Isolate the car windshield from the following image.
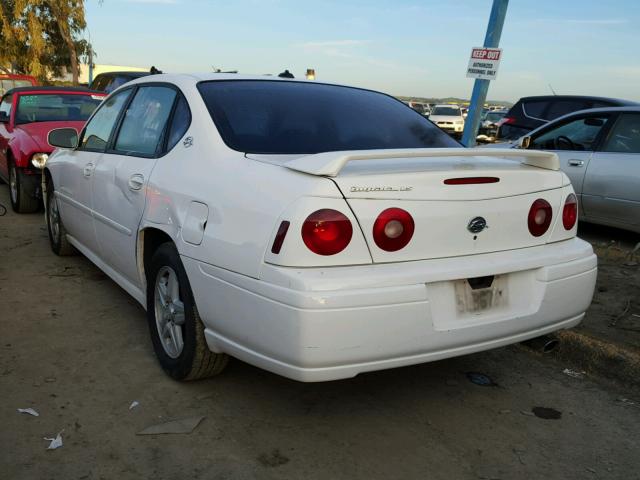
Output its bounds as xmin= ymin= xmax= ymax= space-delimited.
xmin=15 ymin=93 xmax=103 ymax=124
xmin=431 ymin=106 xmax=461 ymax=116
xmin=198 ymin=80 xmax=459 ymax=154
xmin=485 ymin=112 xmax=505 ymax=122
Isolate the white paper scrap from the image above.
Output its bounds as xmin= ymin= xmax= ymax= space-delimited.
xmin=44 ymin=432 xmax=63 ymax=450
xmin=129 ymin=401 xmax=140 ymax=410
xmin=17 ymin=408 xmax=40 ymax=417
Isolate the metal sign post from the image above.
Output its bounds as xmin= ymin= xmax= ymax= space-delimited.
xmin=461 ymin=0 xmax=509 ymax=147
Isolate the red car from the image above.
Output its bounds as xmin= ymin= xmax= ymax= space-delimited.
xmin=0 ymin=86 xmax=106 ymax=212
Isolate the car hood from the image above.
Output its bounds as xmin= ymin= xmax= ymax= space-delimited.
xmin=16 ymin=121 xmax=86 ymax=151
xmin=429 ymin=115 xmax=463 ymax=122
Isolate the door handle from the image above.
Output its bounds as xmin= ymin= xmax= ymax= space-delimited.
xmin=83 ymin=162 xmax=95 ymax=177
xmin=568 ymin=159 xmax=584 ymax=167
xmin=128 ymin=174 xmax=145 ymax=191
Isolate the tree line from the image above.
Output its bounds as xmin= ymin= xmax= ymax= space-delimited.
xmin=0 ymin=0 xmax=91 ymax=85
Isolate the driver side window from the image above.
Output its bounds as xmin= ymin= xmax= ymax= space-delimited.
xmin=530 ymin=116 xmax=609 ymax=151
xmin=79 ymin=89 xmax=132 ymax=152
xmin=0 ymin=94 xmax=12 ymax=118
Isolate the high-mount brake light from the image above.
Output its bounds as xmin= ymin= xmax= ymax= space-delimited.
xmin=444 ymin=177 xmax=500 ymax=185
xmin=372 ymin=208 xmax=415 ymax=252
xmin=562 ymin=194 xmax=578 ymax=230
xmin=301 ymin=209 xmax=352 ymax=256
xmin=528 ymin=199 xmax=552 ymax=237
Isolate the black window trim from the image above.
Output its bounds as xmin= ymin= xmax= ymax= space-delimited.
xmin=529 ymin=111 xmax=615 ymax=152
xmin=162 ymin=91 xmax=192 ymax=153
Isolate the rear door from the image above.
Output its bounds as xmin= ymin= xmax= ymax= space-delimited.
xmin=582 ymin=112 xmax=640 ymax=227
xmin=91 ymin=84 xmax=179 ymax=285
xmin=528 ymin=113 xmax=611 ymax=202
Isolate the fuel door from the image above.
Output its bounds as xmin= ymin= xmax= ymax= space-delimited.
xmin=182 ymin=201 xmax=209 ymax=245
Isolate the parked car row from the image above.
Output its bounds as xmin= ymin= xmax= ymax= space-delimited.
xmin=4 ymin=73 xmax=592 ymax=383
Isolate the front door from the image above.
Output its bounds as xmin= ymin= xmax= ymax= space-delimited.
xmin=56 ymin=89 xmax=133 ymax=253
xmin=528 ymin=114 xmax=611 ymax=215
xmin=582 ymin=112 xmax=640 ymax=226
xmin=91 ymin=85 xmax=178 ymax=285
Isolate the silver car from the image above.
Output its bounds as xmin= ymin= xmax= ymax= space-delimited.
xmin=501 ymin=107 xmax=640 ymax=233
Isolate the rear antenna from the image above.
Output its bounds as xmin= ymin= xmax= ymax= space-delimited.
xmin=548 ymin=83 xmax=557 ymax=95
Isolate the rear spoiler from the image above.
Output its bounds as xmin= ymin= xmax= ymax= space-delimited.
xmin=285 ymin=148 xmax=560 ymax=177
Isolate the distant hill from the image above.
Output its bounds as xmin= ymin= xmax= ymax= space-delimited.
xmin=398 ymin=96 xmax=512 ymax=107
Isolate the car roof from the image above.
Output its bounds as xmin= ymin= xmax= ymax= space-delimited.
xmin=517 ymin=94 xmax=637 ymax=106
xmin=94 ymin=71 xmax=150 ymax=78
xmin=5 ymin=86 xmax=104 ymax=95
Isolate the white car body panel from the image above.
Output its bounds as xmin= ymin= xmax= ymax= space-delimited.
xmin=45 ymin=73 xmax=597 ymax=382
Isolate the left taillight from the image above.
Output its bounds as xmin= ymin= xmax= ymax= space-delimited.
xmin=528 ymin=199 xmax=552 ymax=237
xmin=373 ymin=208 xmax=415 ymax=251
xmin=301 ymin=209 xmax=353 ymax=255
xmin=562 ymin=194 xmax=578 ymax=230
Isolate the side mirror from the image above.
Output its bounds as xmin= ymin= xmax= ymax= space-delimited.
xmin=0 ymin=111 xmax=9 ymax=123
xmin=48 ymin=128 xmax=78 ymax=149
xmin=519 ymin=136 xmax=531 ymax=149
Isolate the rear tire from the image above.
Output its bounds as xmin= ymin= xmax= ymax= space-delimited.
xmin=9 ymin=162 xmax=39 ymax=213
xmin=45 ymin=178 xmax=76 ymax=256
xmin=146 ymin=242 xmax=228 ymax=381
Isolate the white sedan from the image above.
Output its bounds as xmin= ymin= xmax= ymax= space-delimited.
xmin=43 ymin=74 xmax=597 ymax=382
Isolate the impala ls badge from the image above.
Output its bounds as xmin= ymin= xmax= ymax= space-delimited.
xmin=467 ymin=216 xmax=487 ymax=234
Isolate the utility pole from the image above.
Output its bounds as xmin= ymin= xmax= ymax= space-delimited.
xmin=461 ymin=0 xmax=509 ymax=147
xmin=88 ymin=44 xmax=94 ymax=85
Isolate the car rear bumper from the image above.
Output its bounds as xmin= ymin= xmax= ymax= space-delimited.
xmin=183 ymin=237 xmax=597 ymax=382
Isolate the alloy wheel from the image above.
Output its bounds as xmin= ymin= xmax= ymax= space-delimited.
xmin=154 ymin=266 xmax=186 ymax=358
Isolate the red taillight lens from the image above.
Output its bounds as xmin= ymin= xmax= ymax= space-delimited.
xmin=373 ymin=208 xmax=415 ymax=252
xmin=563 ymin=194 xmax=578 ymax=230
xmin=271 ymin=220 xmax=290 ymax=254
xmin=528 ymin=199 xmax=552 ymax=237
xmin=498 ymin=116 xmax=515 ymax=126
xmin=301 ymin=209 xmax=352 ymax=255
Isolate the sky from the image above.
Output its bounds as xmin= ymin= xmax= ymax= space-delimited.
xmin=85 ymin=0 xmax=640 ymax=102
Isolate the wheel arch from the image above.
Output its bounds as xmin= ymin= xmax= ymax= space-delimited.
xmin=138 ymin=226 xmax=176 ymax=290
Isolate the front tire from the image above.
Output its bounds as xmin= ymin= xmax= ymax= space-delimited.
xmin=45 ymin=178 xmax=76 ymax=256
xmin=146 ymin=242 xmax=228 ymax=381
xmin=9 ymin=162 xmax=40 ymax=213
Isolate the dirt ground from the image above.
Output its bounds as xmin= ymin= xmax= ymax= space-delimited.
xmin=576 ymin=223 xmax=640 ymax=351
xmin=1 ymin=183 xmax=639 ymax=480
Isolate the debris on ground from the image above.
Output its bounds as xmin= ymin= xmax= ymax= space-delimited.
xmin=136 ymin=416 xmax=205 ymax=435
xmin=616 ymin=397 xmax=638 ymax=407
xmin=44 ymin=431 xmax=63 ymax=450
xmin=129 ymin=401 xmax=139 ymax=410
xmin=563 ymin=368 xmax=586 ymax=379
xmin=531 ymin=407 xmax=562 ymax=420
xmin=465 ymin=372 xmax=497 ymax=386
xmin=257 ymin=449 xmax=290 ymax=467
xmin=17 ymin=408 xmax=39 ymax=417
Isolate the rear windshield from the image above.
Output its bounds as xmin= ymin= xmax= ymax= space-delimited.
xmin=198 ymin=80 xmax=459 ymax=154
xmin=15 ymin=93 xmax=103 ymax=124
xmin=431 ymin=106 xmax=461 ymax=116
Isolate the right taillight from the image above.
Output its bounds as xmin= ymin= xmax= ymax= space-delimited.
xmin=373 ymin=208 xmax=415 ymax=251
xmin=301 ymin=209 xmax=352 ymax=255
xmin=528 ymin=199 xmax=552 ymax=237
xmin=563 ymin=193 xmax=578 ymax=230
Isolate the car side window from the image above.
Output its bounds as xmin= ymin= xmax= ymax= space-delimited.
xmin=522 ymin=100 xmax=547 ymax=119
xmin=79 ymin=89 xmax=132 ymax=152
xmin=601 ymin=113 xmax=640 ymax=154
xmin=0 ymin=94 xmax=12 ymax=117
xmin=166 ymin=95 xmax=191 ymax=151
xmin=545 ymin=100 xmax=588 ymax=121
xmin=92 ymin=75 xmax=108 ymax=91
xmin=530 ymin=116 xmax=609 ymax=151
xmin=114 ymin=86 xmax=177 ymax=156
